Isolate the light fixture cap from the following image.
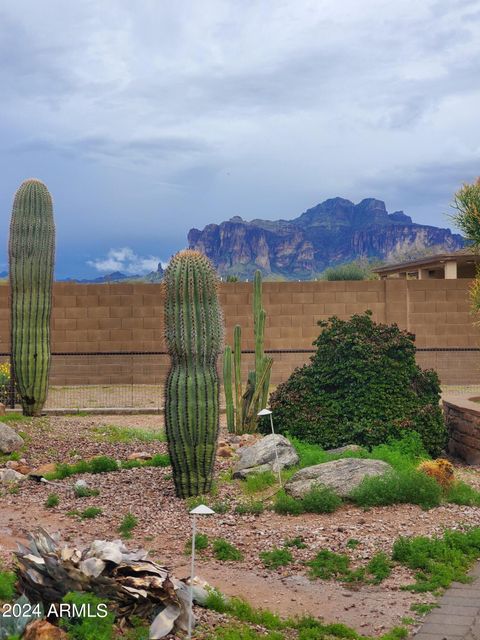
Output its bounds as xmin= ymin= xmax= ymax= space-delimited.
xmin=257 ymin=408 xmax=272 ymax=416
xmin=190 ymin=504 xmax=215 ymax=515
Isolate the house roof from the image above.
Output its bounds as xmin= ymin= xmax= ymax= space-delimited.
xmin=373 ymin=247 xmax=478 ymax=275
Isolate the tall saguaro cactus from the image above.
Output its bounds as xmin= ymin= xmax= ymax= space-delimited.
xmin=164 ymin=250 xmax=223 ymax=498
xmin=223 ymin=270 xmax=273 ymax=434
xmin=9 ymin=179 xmax=55 ymax=416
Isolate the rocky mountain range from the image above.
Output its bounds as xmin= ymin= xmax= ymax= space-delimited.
xmin=188 ymin=197 xmax=465 ymax=279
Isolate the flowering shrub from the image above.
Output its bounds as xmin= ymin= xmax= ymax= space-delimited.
xmin=0 ymin=362 xmax=10 ymax=403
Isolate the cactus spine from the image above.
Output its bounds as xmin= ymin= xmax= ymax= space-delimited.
xmin=9 ymin=179 xmax=55 ymax=416
xmin=223 ymin=270 xmax=273 ymax=434
xmin=164 ymin=250 xmax=223 ymax=498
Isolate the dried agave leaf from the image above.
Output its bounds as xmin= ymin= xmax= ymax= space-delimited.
xmin=149 ymin=603 xmax=181 ymax=639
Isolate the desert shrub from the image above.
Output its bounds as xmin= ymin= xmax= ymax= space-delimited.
xmin=74 ymin=485 xmax=100 ymax=498
xmin=417 ymin=459 xmax=455 ymax=489
xmin=89 ymin=456 xmax=119 ymax=474
xmin=213 ymin=539 xmax=243 ymax=561
xmin=350 ymin=469 xmax=442 ymax=510
xmin=266 ymin=312 xmax=446 ymax=456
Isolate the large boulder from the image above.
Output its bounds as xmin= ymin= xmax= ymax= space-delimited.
xmin=285 ymin=458 xmax=392 ymax=499
xmin=233 ymin=434 xmax=299 ymax=479
xmin=0 ymin=422 xmax=24 ymax=453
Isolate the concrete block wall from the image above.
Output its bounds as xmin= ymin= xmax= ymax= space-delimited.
xmin=1 ymin=279 xmax=480 ymax=387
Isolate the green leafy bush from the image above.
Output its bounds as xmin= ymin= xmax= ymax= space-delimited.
xmin=307 ymin=550 xmax=350 ymax=580
xmin=266 ymin=312 xmax=446 ymax=456
xmin=260 ymin=547 xmax=293 ymax=569
xmin=350 ymin=469 xmax=442 ymax=510
xmin=80 ymin=507 xmax=102 ymax=519
xmin=74 ymin=485 xmax=100 ymax=498
xmin=445 ymin=481 xmax=480 ymax=506
xmin=284 ymin=537 xmax=307 ymax=549
xmin=366 ymin=552 xmax=392 ymax=584
xmin=321 ymin=261 xmax=374 ymax=281
xmin=213 ymin=539 xmax=243 ymax=561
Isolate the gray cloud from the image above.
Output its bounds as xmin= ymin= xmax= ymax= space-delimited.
xmin=0 ymin=0 xmax=479 ymax=277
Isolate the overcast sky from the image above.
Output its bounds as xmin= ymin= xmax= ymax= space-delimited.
xmin=0 ymin=0 xmax=479 ymax=277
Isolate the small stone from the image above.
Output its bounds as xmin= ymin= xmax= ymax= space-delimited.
xmin=0 ymin=422 xmax=24 ymax=454
xmin=31 ymin=463 xmax=57 ymax=477
xmin=217 ymin=446 xmax=234 ymax=458
xmin=23 ymin=619 xmax=68 ymax=640
xmin=233 ymin=434 xmax=299 ymax=479
xmin=0 ymin=468 xmax=27 ymax=484
xmin=127 ymin=452 xmax=152 ymax=461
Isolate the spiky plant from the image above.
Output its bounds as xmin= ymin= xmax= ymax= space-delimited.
xmin=164 ymin=250 xmax=223 ymax=498
xmin=9 ymin=179 xmax=55 ymax=416
xmin=223 ymin=270 xmax=273 ymax=434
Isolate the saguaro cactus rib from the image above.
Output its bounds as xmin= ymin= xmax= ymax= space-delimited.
xmin=164 ymin=250 xmax=223 ymax=498
xmin=9 ymin=179 xmax=55 ymax=416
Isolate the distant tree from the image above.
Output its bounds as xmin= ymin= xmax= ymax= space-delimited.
xmin=452 ymin=177 xmax=480 ymax=311
xmin=320 ymin=258 xmax=379 ymax=281
xmin=226 ymin=274 xmax=239 ymax=282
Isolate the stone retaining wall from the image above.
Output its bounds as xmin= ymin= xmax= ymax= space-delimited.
xmin=443 ymin=396 xmax=480 ymax=464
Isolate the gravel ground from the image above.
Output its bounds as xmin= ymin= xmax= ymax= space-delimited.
xmin=1 ymin=414 xmax=480 ymax=639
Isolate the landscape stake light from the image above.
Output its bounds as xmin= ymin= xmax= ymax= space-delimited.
xmin=188 ymin=504 xmax=215 ymax=639
xmin=258 ymin=408 xmax=282 ymax=487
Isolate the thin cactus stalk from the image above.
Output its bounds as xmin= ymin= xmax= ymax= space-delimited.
xmin=164 ymin=250 xmax=223 ymax=498
xmin=223 ymin=345 xmax=234 ymax=432
xmin=9 ymin=179 xmax=55 ymax=416
xmin=233 ymin=325 xmax=243 ymax=432
xmin=222 ymin=270 xmax=272 ymax=434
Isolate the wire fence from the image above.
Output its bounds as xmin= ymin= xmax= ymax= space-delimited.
xmin=1 ymin=347 xmax=480 ymax=411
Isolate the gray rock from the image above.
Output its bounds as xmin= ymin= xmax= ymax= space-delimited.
xmin=285 ymin=458 xmax=392 ymax=499
xmin=233 ymin=434 xmax=299 ymax=479
xmin=0 ymin=422 xmax=24 ymax=453
xmin=326 ymin=444 xmax=364 ymax=456
xmin=0 ymin=468 xmax=27 ymax=484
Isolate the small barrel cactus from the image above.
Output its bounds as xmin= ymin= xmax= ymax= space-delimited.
xmin=164 ymin=250 xmax=223 ymax=498
xmin=9 ymin=179 xmax=55 ymax=416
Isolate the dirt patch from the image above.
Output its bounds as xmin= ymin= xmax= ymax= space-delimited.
xmin=1 ymin=414 xmax=479 ymax=637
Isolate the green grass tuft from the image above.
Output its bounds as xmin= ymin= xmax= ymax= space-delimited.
xmin=244 ymin=470 xmax=277 ymax=493
xmin=80 ymin=507 xmax=102 ymax=519
xmin=213 ymin=538 xmax=243 ymax=561
xmin=350 ymin=469 xmax=442 ymax=510
xmin=234 ymin=500 xmax=264 ymax=515
xmin=307 ymin=549 xmax=350 ymax=580
xmin=74 ymin=485 xmax=100 ymax=498
xmin=44 ymin=493 xmax=60 ymax=508
xmin=0 ymin=569 xmax=16 ymax=601
xmin=392 ymin=527 xmax=480 ymax=592
xmin=185 ymin=533 xmax=209 ymax=555
xmin=260 ymin=547 xmax=293 ymax=569
xmin=284 ymin=536 xmax=307 ymax=549
xmin=273 ymin=485 xmax=341 ymax=515
xmin=117 ymin=512 xmax=138 ymax=539
xmin=445 ymin=481 xmax=480 ymax=506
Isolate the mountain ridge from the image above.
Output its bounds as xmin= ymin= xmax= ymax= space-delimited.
xmin=188 ymin=197 xmax=465 ymax=279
